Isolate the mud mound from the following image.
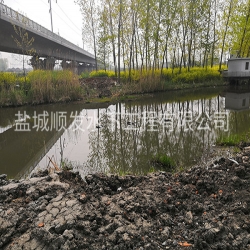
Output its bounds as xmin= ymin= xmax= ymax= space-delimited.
xmin=1 ymin=150 xmax=250 ymax=249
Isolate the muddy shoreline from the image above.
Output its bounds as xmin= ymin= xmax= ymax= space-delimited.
xmin=1 ymin=148 xmax=250 ymax=249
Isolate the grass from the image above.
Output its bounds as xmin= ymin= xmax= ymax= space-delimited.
xmin=216 ymin=134 xmax=242 ymax=146
xmin=0 ymin=66 xmax=226 ymax=107
xmin=0 ymin=70 xmax=82 ymax=106
xmin=88 ymin=66 xmax=225 ymax=96
xmin=151 ymin=154 xmax=176 ymax=172
xmin=216 ymin=132 xmax=250 ymax=147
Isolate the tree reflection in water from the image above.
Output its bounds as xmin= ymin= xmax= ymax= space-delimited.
xmin=85 ymin=93 xmax=235 ymax=175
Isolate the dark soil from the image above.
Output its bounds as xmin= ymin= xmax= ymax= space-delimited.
xmin=1 ymin=147 xmax=250 ymax=249
xmin=80 ymin=77 xmax=118 ymax=98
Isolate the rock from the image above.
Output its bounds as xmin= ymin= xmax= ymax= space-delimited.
xmin=235 ymin=166 xmax=246 ymax=178
xmin=244 ymin=146 xmax=250 ymax=154
xmin=0 ymin=174 xmax=7 ymax=180
xmin=161 ymin=227 xmax=170 ymax=237
xmin=185 ymin=211 xmax=193 ymax=224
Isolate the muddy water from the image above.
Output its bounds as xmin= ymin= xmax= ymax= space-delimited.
xmin=1 ymin=85 xmax=250 ymax=179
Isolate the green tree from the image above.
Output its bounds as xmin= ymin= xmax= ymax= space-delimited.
xmin=76 ymin=0 xmax=98 ymax=71
xmin=76 ymin=0 xmax=248 ymax=81
xmin=11 ymin=17 xmax=35 ymax=75
xmin=230 ymin=0 xmax=250 ymax=57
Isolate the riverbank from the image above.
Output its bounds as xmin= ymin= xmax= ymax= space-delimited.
xmin=0 ymin=68 xmax=226 ymax=107
xmin=1 ymin=147 xmax=250 ymax=249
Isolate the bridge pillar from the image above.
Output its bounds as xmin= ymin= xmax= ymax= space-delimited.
xmin=61 ymin=60 xmax=78 ymax=74
xmin=30 ymin=56 xmax=44 ymax=70
xmin=78 ymin=63 xmax=96 ymax=74
xmin=30 ymin=56 xmax=55 ymax=70
xmin=44 ymin=57 xmax=56 ymax=70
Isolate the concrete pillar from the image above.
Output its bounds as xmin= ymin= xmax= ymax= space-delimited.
xmin=30 ymin=56 xmax=55 ymax=70
xmin=30 ymin=56 xmax=44 ymax=70
xmin=78 ymin=63 xmax=96 ymax=74
xmin=44 ymin=57 xmax=55 ymax=70
xmin=61 ymin=60 xmax=78 ymax=74
xmin=70 ymin=60 xmax=78 ymax=74
xmin=61 ymin=60 xmax=68 ymax=70
xmin=78 ymin=63 xmax=86 ymax=75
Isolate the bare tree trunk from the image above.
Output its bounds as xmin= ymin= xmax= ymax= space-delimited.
xmin=90 ymin=0 xmax=98 ymax=71
xmin=219 ymin=0 xmax=234 ymax=71
xmin=238 ymin=1 xmax=250 ymax=57
xmin=152 ymin=0 xmax=163 ymax=73
xmin=145 ymin=0 xmax=150 ymax=70
xmin=129 ymin=12 xmax=136 ymax=80
xmin=117 ymin=0 xmax=122 ymax=83
xmin=107 ymin=0 xmax=117 ymax=75
xmin=211 ymin=0 xmax=217 ymax=67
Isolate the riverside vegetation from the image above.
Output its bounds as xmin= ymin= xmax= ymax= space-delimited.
xmin=0 ymin=66 xmax=225 ymax=107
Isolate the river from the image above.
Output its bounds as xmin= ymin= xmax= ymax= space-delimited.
xmin=1 ymin=85 xmax=250 ymax=179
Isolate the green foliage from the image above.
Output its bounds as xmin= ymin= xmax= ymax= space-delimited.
xmin=27 ymin=70 xmax=82 ymax=104
xmin=89 ymin=70 xmax=115 ymax=77
xmin=151 ymin=154 xmax=176 ymax=172
xmin=216 ymin=131 xmax=250 ymax=147
xmin=0 ymin=70 xmax=82 ymax=106
xmin=80 ymin=71 xmax=90 ymax=78
xmin=171 ymin=67 xmax=221 ymax=84
xmin=216 ymin=134 xmax=242 ymax=146
xmin=61 ymin=158 xmax=74 ymax=171
xmin=0 ymin=72 xmax=16 ymax=90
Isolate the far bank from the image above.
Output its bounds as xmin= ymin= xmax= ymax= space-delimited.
xmin=0 ymin=67 xmax=227 ymax=108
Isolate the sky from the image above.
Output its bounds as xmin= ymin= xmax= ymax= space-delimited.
xmin=0 ymin=0 xmax=86 ymax=68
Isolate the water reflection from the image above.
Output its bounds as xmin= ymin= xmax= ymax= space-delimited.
xmin=225 ymin=92 xmax=250 ymax=110
xmin=1 ymin=86 xmax=250 ymax=179
xmin=85 ymin=95 xmax=224 ymax=175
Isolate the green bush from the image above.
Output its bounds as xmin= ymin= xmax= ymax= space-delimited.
xmin=89 ymin=70 xmax=115 ymax=77
xmin=151 ymin=154 xmax=176 ymax=171
xmin=80 ymin=72 xmax=90 ymax=78
xmin=0 ymin=70 xmax=82 ymax=106
xmin=27 ymin=70 xmax=81 ymax=104
xmin=0 ymin=72 xmax=17 ymax=91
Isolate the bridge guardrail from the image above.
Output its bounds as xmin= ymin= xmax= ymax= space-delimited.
xmin=0 ymin=3 xmax=95 ymax=59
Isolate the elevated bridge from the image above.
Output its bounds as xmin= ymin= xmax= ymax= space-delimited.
xmin=0 ymin=3 xmax=96 ymax=72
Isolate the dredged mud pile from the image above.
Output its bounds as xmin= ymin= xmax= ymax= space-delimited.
xmin=1 ymin=148 xmax=250 ymax=250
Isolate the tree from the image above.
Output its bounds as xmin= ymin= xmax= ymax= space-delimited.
xmin=76 ymin=0 xmax=248 ymax=81
xmin=229 ymin=0 xmax=250 ymax=57
xmin=11 ymin=17 xmax=35 ymax=75
xmin=218 ymin=0 xmax=236 ymax=70
xmin=76 ymin=0 xmax=99 ymax=71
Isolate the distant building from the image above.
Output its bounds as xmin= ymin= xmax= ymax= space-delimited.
xmin=6 ymin=68 xmax=32 ymax=73
xmin=222 ymin=58 xmax=250 ymax=83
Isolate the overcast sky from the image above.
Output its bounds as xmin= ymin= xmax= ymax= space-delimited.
xmin=1 ymin=0 xmax=85 ymax=67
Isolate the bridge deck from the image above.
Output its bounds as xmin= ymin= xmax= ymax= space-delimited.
xmin=0 ymin=3 xmax=95 ymax=64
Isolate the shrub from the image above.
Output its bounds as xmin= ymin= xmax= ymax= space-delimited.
xmin=0 ymin=72 xmax=17 ymax=91
xmin=89 ymin=70 xmax=115 ymax=77
xmin=151 ymin=154 xmax=176 ymax=171
xmin=27 ymin=70 xmax=81 ymax=104
xmin=80 ymin=71 xmax=90 ymax=78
